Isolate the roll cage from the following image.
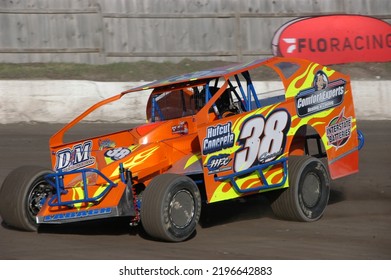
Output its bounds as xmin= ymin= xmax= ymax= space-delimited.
xmin=50 ymin=57 xmax=289 ymax=147
xmin=146 ymin=69 xmax=286 ymax=123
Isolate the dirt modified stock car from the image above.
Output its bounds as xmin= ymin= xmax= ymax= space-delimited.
xmin=0 ymin=56 xmax=364 ymax=242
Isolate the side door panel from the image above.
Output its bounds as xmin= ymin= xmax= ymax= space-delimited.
xmin=198 ymin=106 xmax=292 ymax=203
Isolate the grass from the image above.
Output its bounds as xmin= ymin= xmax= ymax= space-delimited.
xmin=0 ymin=60 xmax=233 ymax=81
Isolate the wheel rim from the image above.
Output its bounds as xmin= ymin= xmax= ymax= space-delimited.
xmin=169 ymin=190 xmax=195 ymax=229
xmin=27 ymin=179 xmax=53 ymax=219
xmin=301 ymin=172 xmax=321 ymax=208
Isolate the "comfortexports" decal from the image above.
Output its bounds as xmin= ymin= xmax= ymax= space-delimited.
xmin=295 ymin=71 xmax=346 ymax=117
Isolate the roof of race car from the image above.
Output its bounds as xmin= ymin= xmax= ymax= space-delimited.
xmin=121 ymin=57 xmax=274 ymax=94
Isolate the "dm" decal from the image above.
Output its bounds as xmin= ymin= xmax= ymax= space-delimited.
xmin=55 ymin=140 xmax=96 ymax=172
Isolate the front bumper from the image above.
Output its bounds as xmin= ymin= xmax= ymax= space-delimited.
xmin=36 ymin=164 xmax=137 ymax=224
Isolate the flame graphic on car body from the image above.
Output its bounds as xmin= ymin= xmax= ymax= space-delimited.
xmin=205 ymin=61 xmax=356 ymax=203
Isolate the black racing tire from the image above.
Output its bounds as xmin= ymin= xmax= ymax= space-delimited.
xmin=270 ymin=156 xmax=330 ymax=222
xmin=140 ymin=173 xmax=201 ymax=242
xmin=0 ymin=166 xmax=54 ymax=231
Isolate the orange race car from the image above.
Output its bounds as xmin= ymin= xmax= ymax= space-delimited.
xmin=0 ymin=56 xmax=364 ymax=242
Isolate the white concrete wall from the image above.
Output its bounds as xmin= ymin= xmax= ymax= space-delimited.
xmin=351 ymin=80 xmax=391 ymax=120
xmin=0 ymin=80 xmax=389 ymax=124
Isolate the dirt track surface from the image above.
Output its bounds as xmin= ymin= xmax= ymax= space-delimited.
xmin=0 ymin=121 xmax=390 ymax=260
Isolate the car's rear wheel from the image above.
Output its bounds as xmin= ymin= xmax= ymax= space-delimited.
xmin=140 ymin=173 xmax=201 ymax=242
xmin=0 ymin=166 xmax=54 ymax=231
xmin=270 ymin=156 xmax=330 ymax=222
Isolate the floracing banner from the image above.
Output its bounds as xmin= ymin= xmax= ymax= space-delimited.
xmin=272 ymin=15 xmax=391 ymax=65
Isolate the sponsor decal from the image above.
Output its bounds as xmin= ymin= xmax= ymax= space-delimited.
xmin=104 ymin=147 xmax=131 ymax=161
xmin=202 ymin=122 xmax=235 ymax=155
xmin=172 ymin=121 xmax=189 ymax=135
xmin=295 ymin=71 xmax=345 ymax=117
xmin=272 ymin=15 xmax=391 ymax=64
xmin=55 ymin=140 xmax=95 ymax=172
xmin=205 ymin=154 xmax=232 ymax=174
xmin=326 ymin=108 xmax=352 ymax=149
xmin=43 ymin=207 xmax=112 ymax=222
xmin=234 ymin=110 xmax=290 ymax=172
xmin=98 ymin=138 xmax=116 ymax=150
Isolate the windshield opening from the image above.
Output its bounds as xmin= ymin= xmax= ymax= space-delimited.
xmin=146 ymin=78 xmax=224 ymax=122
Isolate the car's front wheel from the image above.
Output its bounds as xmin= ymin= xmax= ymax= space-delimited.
xmin=0 ymin=166 xmax=54 ymax=231
xmin=140 ymin=173 xmax=201 ymax=242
